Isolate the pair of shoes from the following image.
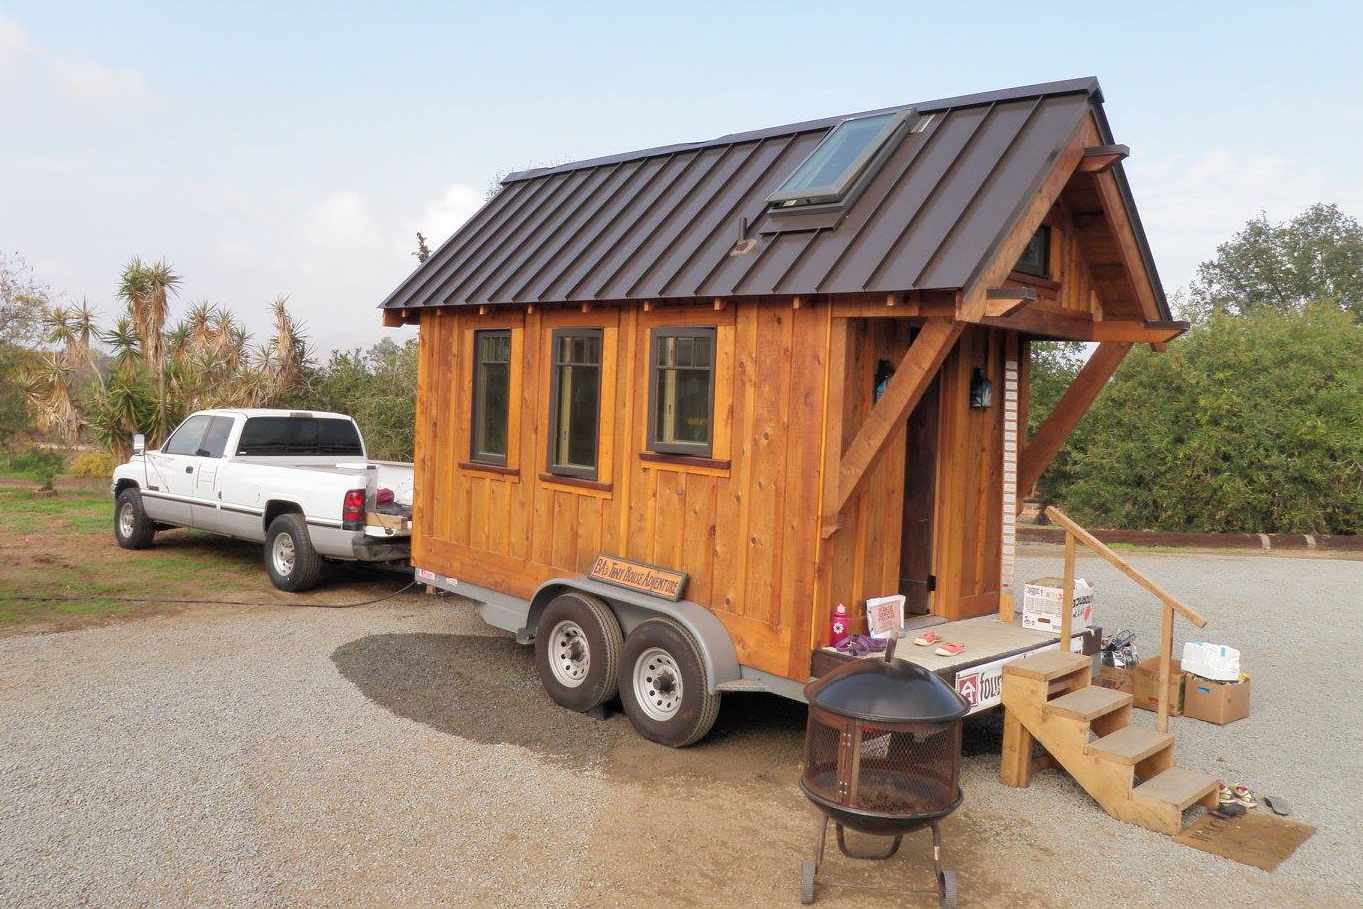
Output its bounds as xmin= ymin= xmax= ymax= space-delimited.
xmin=1218 ymin=783 xmax=1257 ymax=809
xmin=912 ymin=630 xmax=965 ymax=657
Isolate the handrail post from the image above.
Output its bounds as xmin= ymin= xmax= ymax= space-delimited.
xmin=1060 ymin=530 xmax=1075 ymax=647
xmin=1157 ymin=603 xmax=1174 ymax=733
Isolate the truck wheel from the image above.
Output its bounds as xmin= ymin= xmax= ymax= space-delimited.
xmin=534 ymin=591 xmax=623 ymax=712
xmin=113 ymin=488 xmax=155 ymax=549
xmin=619 ymin=618 xmax=721 ymax=747
xmin=265 ymin=513 xmax=323 ymax=592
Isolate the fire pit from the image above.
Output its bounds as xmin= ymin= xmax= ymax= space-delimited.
xmin=798 ymin=643 xmax=968 ymax=906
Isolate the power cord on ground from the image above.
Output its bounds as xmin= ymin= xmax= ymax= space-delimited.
xmin=7 ymin=580 xmax=420 ymax=609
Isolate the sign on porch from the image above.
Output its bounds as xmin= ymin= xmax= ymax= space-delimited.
xmin=589 ymin=555 xmax=688 ymax=601
xmin=865 ymin=594 xmax=906 ymax=640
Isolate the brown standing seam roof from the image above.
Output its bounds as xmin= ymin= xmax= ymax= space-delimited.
xmin=380 ymin=77 xmax=1169 ymax=319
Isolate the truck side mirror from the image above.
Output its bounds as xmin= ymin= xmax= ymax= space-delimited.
xmin=132 ymin=433 xmax=146 ymax=456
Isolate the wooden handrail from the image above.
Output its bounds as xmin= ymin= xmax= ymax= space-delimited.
xmin=1043 ymin=507 xmax=1206 ymax=627
xmin=1043 ymin=505 xmax=1206 ymax=734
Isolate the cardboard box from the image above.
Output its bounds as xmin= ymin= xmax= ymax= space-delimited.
xmin=1184 ymin=675 xmax=1251 ymax=725
xmin=1022 ymin=576 xmax=1094 ymax=635
xmin=1131 ymin=656 xmax=1186 ymax=715
xmin=1097 ymin=665 xmax=1133 ymax=694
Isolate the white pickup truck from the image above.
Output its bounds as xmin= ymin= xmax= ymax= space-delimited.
xmin=110 ymin=408 xmax=413 ymax=591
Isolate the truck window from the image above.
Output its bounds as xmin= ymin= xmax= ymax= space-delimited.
xmin=235 ymin=417 xmax=364 ymax=456
xmin=162 ymin=415 xmax=211 ymax=455
xmin=199 ymin=416 xmax=235 ymax=458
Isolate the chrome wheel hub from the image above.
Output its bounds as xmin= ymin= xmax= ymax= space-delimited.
xmin=271 ymin=532 xmax=296 ymax=577
xmin=634 ymin=647 xmax=683 ymax=721
xmin=118 ymin=503 xmax=135 ymax=538
xmin=548 ymin=620 xmax=590 ymax=688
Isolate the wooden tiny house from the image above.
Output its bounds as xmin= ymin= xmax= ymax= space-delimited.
xmin=380 ymin=78 xmax=1183 ymax=717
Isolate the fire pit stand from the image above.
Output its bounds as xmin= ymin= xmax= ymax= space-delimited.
xmin=797 ymin=638 xmax=968 ymax=907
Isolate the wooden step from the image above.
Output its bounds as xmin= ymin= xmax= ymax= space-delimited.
xmin=1003 ymin=650 xmax=1091 ymax=682
xmin=1088 ymin=726 xmax=1174 ymax=765
xmin=1044 ymin=685 xmax=1132 ymax=721
xmin=1131 ymin=767 xmax=1220 ymax=812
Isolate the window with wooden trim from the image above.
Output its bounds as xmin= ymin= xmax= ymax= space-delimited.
xmin=547 ymin=328 xmax=602 ymax=479
xmin=1013 ymin=226 xmax=1051 ymax=278
xmin=470 ymin=329 xmax=512 ymax=464
xmin=647 ymin=327 xmax=715 ymax=458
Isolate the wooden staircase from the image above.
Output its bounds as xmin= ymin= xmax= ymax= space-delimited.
xmin=1000 ymin=650 xmax=1219 ymax=834
xmin=998 ymin=507 xmax=1217 ymax=836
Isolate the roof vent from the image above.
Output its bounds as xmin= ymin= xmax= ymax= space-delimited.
xmin=766 ymin=108 xmax=914 ymax=212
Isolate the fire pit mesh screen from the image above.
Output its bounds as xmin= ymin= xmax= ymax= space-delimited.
xmin=803 ymin=707 xmax=961 ymax=817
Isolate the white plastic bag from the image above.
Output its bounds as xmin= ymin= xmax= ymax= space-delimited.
xmin=1181 ymin=641 xmax=1240 ymax=682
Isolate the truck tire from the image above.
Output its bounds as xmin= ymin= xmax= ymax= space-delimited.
xmin=113 ymin=488 xmax=155 ymax=549
xmin=618 ymin=618 xmax=721 ymax=747
xmin=265 ymin=513 xmax=323 ymax=592
xmin=534 ymin=591 xmax=623 ymax=712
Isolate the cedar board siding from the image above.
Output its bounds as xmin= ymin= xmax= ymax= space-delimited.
xmin=411 ymin=298 xmax=828 ymax=679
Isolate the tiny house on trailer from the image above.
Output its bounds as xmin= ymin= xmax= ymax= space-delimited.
xmin=379 ymin=78 xmax=1184 ymax=746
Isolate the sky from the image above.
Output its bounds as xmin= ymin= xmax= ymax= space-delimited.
xmin=4 ymin=1 xmax=1362 ymax=354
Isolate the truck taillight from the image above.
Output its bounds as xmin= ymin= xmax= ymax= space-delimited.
xmin=342 ymin=489 xmax=365 ymax=530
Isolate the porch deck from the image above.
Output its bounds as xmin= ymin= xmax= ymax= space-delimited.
xmin=811 ymin=616 xmax=1098 ymax=707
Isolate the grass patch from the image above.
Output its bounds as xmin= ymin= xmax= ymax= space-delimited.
xmin=1 ymin=486 xmax=110 ymax=535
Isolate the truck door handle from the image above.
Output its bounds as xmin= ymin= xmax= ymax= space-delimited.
xmin=185 ymin=465 xmax=194 ymax=473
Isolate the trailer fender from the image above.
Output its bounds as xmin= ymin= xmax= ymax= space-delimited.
xmin=528 ymin=578 xmax=740 ymax=694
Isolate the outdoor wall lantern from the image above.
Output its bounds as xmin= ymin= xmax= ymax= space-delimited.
xmin=969 ymin=367 xmax=992 ymax=409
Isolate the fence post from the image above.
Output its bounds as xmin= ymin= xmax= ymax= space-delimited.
xmin=1157 ymin=603 xmax=1174 ymax=733
xmin=1060 ymin=531 xmax=1075 ymax=647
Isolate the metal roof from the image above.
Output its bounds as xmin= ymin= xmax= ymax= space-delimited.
xmin=380 ymin=77 xmax=1169 ymax=317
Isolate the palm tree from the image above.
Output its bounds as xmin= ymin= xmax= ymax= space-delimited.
xmin=103 ymin=317 xmax=143 ymax=379
xmin=23 ymin=352 xmax=79 ymax=442
xmin=117 ymin=257 xmax=180 ymax=443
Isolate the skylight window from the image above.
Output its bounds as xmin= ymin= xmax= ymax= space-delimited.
xmin=766 ymin=109 xmax=913 ymax=210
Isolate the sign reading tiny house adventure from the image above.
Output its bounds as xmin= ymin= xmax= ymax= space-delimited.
xmin=589 ymin=555 xmax=688 ymax=601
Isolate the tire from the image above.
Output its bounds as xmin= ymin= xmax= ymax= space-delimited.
xmin=113 ymin=488 xmax=155 ymax=549
xmin=938 ymin=870 xmax=957 ymax=909
xmin=800 ymin=860 xmax=816 ymax=905
xmin=534 ymin=591 xmax=623 ymax=712
xmin=264 ymin=513 xmax=323 ymax=592
xmin=618 ymin=618 xmax=721 ymax=747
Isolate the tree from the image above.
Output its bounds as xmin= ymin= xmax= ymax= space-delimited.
xmin=1186 ymin=203 xmax=1363 ymax=322
xmin=1051 ymin=304 xmax=1363 ymax=534
xmin=413 ymin=232 xmax=432 ymax=264
xmin=0 ymin=252 xmax=47 ymax=346
xmin=117 ymin=257 xmax=180 ymax=442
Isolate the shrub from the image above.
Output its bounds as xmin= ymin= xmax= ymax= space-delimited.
xmin=8 ymin=447 xmax=66 ymax=490
xmin=1047 ymin=304 xmax=1363 ymax=534
xmin=69 ymin=451 xmax=116 ymax=478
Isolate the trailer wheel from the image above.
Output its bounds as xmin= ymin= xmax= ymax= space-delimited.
xmin=113 ymin=488 xmax=155 ymax=549
xmin=534 ymin=591 xmax=623 ymax=712
xmin=264 ymin=513 xmax=323 ymax=592
xmin=619 ymin=618 xmax=721 ymax=747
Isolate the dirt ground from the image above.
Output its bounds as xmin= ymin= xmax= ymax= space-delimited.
xmin=1 ymin=485 xmax=1359 ymax=907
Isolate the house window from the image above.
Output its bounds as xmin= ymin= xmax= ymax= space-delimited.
xmin=648 ymin=327 xmax=715 ymax=458
xmin=1014 ymin=226 xmax=1051 ymax=278
xmin=471 ymin=329 xmax=511 ymax=464
xmin=547 ymin=328 xmax=602 ymax=479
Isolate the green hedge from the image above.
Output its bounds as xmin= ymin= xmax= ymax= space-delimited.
xmin=1041 ymin=304 xmax=1363 ymax=534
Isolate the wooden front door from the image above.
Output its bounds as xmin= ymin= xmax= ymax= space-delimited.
xmin=899 ymin=373 xmax=940 ymax=614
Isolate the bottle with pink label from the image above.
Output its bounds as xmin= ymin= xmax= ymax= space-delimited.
xmin=829 ymin=603 xmax=850 ymax=647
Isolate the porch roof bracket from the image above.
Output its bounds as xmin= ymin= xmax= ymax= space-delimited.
xmin=827 ymin=318 xmax=964 ymax=530
xmin=1017 ymin=340 xmax=1132 ymax=500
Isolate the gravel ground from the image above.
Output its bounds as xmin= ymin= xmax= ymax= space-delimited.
xmin=0 ymin=546 xmax=1359 ymax=907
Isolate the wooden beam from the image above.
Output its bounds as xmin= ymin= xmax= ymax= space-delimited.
xmin=957 ymin=115 xmax=1097 ymax=322
xmin=985 ymin=286 xmax=1037 ymax=318
xmin=833 ymin=319 xmax=963 ymax=515
xmin=382 ymin=308 xmax=407 ymax=328
xmin=1091 ymin=320 xmax=1188 ymax=344
xmin=1017 ymin=341 xmax=1131 ymax=496
xmin=1078 ymin=143 xmax=1129 ymax=174
xmin=819 ymin=317 xmax=850 ymax=539
xmin=1092 ymin=168 xmax=1162 ymax=322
